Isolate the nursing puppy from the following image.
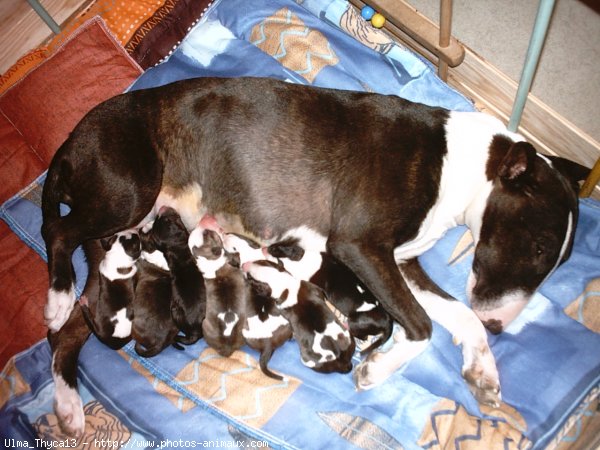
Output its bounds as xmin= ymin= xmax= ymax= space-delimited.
xmin=222 ymin=232 xmax=274 ymax=265
xmin=267 ymin=241 xmax=392 ymax=354
xmin=190 ymin=227 xmax=247 ymax=357
xmin=149 ymin=207 xmax=206 ymax=345
xmin=131 ymin=227 xmax=181 ymax=357
xmin=224 ymin=233 xmax=292 ymax=379
xmin=243 ymin=289 xmax=292 ymax=380
xmin=244 ymin=260 xmax=355 ymax=374
xmin=80 ymin=231 xmax=140 ymax=349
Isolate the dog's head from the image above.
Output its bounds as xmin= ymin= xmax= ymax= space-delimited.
xmin=467 ymin=137 xmax=590 ymax=333
xmin=99 ymin=231 xmax=141 ymax=279
xmin=242 ymin=260 xmax=294 ymax=305
xmin=149 ymin=206 xmax=189 ymax=252
xmin=189 ymin=228 xmax=228 ymax=278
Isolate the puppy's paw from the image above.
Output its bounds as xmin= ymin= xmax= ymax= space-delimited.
xmin=53 ymin=377 xmax=85 ymax=438
xmin=462 ymin=345 xmax=501 ymax=408
xmin=45 ymin=287 xmax=76 ymax=332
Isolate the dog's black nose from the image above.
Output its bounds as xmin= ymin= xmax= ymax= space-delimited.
xmin=482 ymin=319 xmax=503 ymax=335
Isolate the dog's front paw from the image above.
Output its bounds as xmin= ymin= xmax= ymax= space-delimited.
xmin=353 ymin=356 xmax=390 ymax=391
xmin=354 ymin=324 xmax=429 ymax=391
xmin=45 ymin=287 xmax=76 ymax=332
xmin=462 ymin=345 xmax=501 ymax=408
xmin=53 ymin=378 xmax=85 ymax=437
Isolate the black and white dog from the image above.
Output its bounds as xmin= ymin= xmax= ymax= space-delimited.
xmin=243 ymin=260 xmax=355 ymax=374
xmin=79 ymin=231 xmax=140 ymax=350
xmin=267 ymin=240 xmax=392 ymax=354
xmin=189 ymin=225 xmax=248 ymax=357
xmin=41 ymin=77 xmax=589 ymax=436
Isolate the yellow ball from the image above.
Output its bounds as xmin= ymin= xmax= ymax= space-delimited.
xmin=371 ymin=13 xmax=386 ymax=28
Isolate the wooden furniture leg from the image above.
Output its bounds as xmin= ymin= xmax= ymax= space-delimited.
xmin=580 ymin=158 xmax=600 ymax=198
xmin=438 ymin=0 xmax=452 ymax=81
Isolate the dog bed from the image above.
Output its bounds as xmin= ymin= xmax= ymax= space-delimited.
xmin=1 ymin=0 xmax=599 ymax=448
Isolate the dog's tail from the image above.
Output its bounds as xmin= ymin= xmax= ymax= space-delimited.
xmin=259 ymin=346 xmax=284 ymax=380
xmin=41 ymin=155 xmax=71 ymax=237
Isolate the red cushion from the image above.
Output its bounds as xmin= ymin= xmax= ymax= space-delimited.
xmin=0 ymin=16 xmax=143 ymax=203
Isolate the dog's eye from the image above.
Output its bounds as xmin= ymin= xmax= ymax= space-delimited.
xmin=534 ymin=239 xmax=547 ymax=257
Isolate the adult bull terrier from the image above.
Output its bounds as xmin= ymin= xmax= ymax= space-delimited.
xmin=41 ymin=77 xmax=589 ymax=436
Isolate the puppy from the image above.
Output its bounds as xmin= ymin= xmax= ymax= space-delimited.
xmin=267 ymin=242 xmax=392 ymax=354
xmin=190 ymin=227 xmax=247 ymax=357
xmin=243 ymin=260 xmax=355 ymax=374
xmin=223 ymin=233 xmax=292 ymax=379
xmin=130 ymin=227 xmax=182 ymax=357
xmin=222 ymin=232 xmax=273 ymax=265
xmin=80 ymin=231 xmax=140 ymax=349
xmin=149 ymin=207 xmax=206 ymax=345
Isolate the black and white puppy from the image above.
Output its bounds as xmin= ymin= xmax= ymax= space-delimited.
xmin=189 ymin=226 xmax=247 ymax=357
xmin=243 ymin=260 xmax=355 ymax=374
xmin=224 ymin=233 xmax=292 ymax=379
xmin=80 ymin=231 xmax=140 ymax=350
xmin=267 ymin=241 xmax=392 ymax=354
xmin=149 ymin=207 xmax=206 ymax=346
xmin=130 ymin=226 xmax=181 ymax=357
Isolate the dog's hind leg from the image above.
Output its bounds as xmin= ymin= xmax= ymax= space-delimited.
xmin=47 ymin=303 xmax=91 ymax=437
xmin=42 ymin=150 xmax=162 ymax=331
xmin=398 ymin=258 xmax=501 ymax=407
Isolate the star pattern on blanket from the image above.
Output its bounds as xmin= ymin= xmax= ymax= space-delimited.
xmin=176 ymin=348 xmax=302 ymax=428
xmin=418 ymin=399 xmax=530 ymax=450
xmin=564 ymin=278 xmax=600 ymax=332
xmin=120 ymin=347 xmax=301 ymax=428
xmin=0 ymin=358 xmax=30 ymax=409
xmin=250 ymin=7 xmax=339 ymax=82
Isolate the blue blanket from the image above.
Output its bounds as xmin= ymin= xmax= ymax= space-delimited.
xmin=1 ymin=0 xmax=599 ymax=448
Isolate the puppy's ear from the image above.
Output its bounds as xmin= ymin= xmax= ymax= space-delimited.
xmin=140 ymin=230 xmax=157 ymax=252
xmin=268 ymin=241 xmax=304 ymax=261
xmin=547 ymin=156 xmax=591 ymax=193
xmin=275 ymin=289 xmax=289 ymax=305
xmin=248 ymin=276 xmax=272 ymax=298
xmin=227 ymin=251 xmax=241 ymax=268
xmin=100 ymin=235 xmax=118 ymax=251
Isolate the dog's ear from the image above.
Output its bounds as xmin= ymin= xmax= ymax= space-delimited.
xmin=100 ymin=235 xmax=118 ymax=251
xmin=248 ymin=276 xmax=272 ymax=298
xmin=547 ymin=156 xmax=591 ymax=193
xmin=139 ymin=229 xmax=157 ymax=252
xmin=268 ymin=242 xmax=305 ymax=261
xmin=498 ymin=141 xmax=536 ymax=185
xmin=227 ymin=251 xmax=241 ymax=268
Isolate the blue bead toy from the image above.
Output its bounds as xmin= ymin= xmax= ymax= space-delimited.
xmin=361 ymin=6 xmax=376 ymax=20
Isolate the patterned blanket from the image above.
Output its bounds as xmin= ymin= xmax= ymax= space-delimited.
xmin=1 ymin=0 xmax=599 ymax=448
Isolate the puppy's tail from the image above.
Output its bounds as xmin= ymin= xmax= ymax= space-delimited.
xmin=259 ymin=346 xmax=283 ymax=380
